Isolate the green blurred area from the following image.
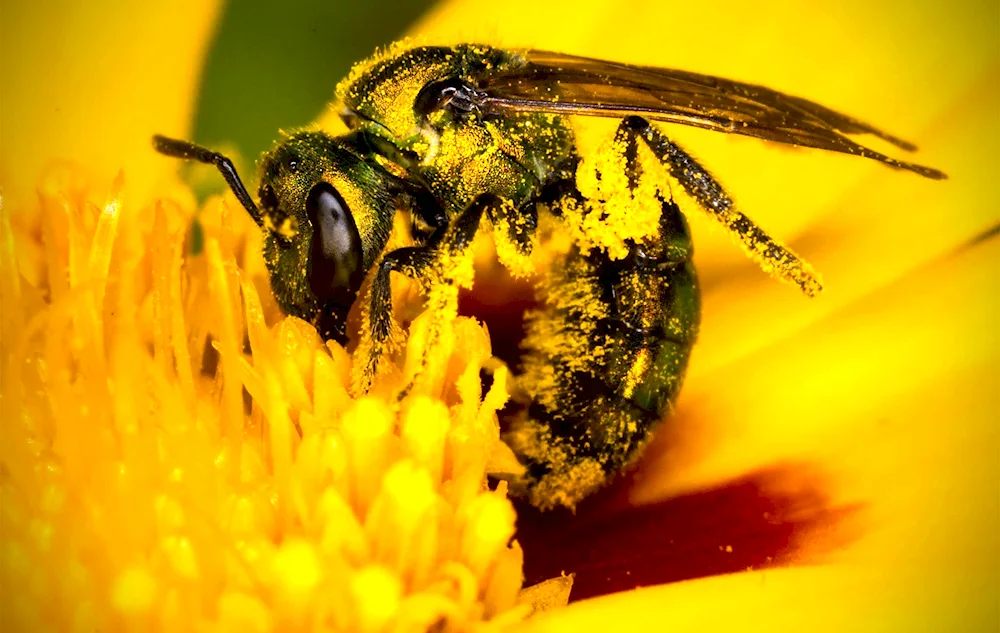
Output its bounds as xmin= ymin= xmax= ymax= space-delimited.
xmin=192 ymin=0 xmax=434 ymax=175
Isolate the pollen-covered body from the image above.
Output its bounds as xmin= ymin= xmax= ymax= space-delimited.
xmin=511 ymin=205 xmax=700 ymax=508
xmin=156 ymin=40 xmax=941 ymax=509
xmin=338 ymin=44 xmax=700 ymax=508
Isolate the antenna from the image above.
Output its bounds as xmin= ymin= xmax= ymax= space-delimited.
xmin=153 ymin=135 xmax=263 ymax=227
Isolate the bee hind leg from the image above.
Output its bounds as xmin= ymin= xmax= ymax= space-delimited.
xmin=615 ymin=115 xmax=822 ymax=296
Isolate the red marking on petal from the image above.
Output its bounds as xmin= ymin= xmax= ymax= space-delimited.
xmin=458 ymin=274 xmax=537 ymax=371
xmin=513 ymin=464 xmax=861 ymax=602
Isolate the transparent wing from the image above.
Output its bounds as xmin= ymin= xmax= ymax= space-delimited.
xmin=476 ymin=50 xmax=944 ymax=179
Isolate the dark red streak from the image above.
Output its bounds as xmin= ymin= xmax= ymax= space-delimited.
xmin=513 ymin=464 xmax=860 ymax=602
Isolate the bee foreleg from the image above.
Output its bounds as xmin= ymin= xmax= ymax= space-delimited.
xmin=370 ymin=248 xmax=435 ymax=340
xmin=355 ymin=246 xmax=435 ymax=392
xmin=359 ymin=194 xmax=499 ymax=394
xmin=615 ymin=115 xmax=823 ymax=296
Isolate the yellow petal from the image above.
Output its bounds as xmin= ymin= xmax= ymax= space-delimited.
xmin=508 ymin=237 xmax=998 ymax=629
xmin=636 ymin=232 xmax=998 ymax=504
xmin=513 ymin=563 xmax=996 ymax=632
xmin=601 ymin=238 xmax=997 ymax=629
xmin=2 ymin=0 xmax=224 ymax=201
xmin=691 ymin=68 xmax=999 ymax=377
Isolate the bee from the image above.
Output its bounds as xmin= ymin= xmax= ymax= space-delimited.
xmin=155 ymin=43 xmax=944 ymax=509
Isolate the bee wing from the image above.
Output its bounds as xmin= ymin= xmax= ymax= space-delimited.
xmin=477 ymin=50 xmax=945 ymax=179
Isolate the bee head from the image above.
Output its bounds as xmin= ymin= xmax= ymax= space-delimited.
xmin=153 ymin=132 xmax=397 ymax=343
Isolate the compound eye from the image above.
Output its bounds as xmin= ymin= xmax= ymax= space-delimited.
xmin=305 ymin=182 xmax=364 ymax=306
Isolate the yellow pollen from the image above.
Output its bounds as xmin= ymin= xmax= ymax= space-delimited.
xmin=351 ymin=566 xmax=403 ymax=632
xmin=111 ymin=566 xmax=157 ymax=615
xmin=272 ymin=538 xmax=323 ymax=601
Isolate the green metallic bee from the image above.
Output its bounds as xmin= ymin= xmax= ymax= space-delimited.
xmin=155 ymin=43 xmax=944 ymax=509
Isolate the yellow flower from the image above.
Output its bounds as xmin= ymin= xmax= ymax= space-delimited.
xmin=2 ymin=2 xmax=997 ymax=633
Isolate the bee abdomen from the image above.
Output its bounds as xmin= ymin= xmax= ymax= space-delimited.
xmin=510 ymin=198 xmax=700 ymax=509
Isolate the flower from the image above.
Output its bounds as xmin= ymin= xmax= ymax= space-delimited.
xmin=3 ymin=1 xmax=998 ymax=632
